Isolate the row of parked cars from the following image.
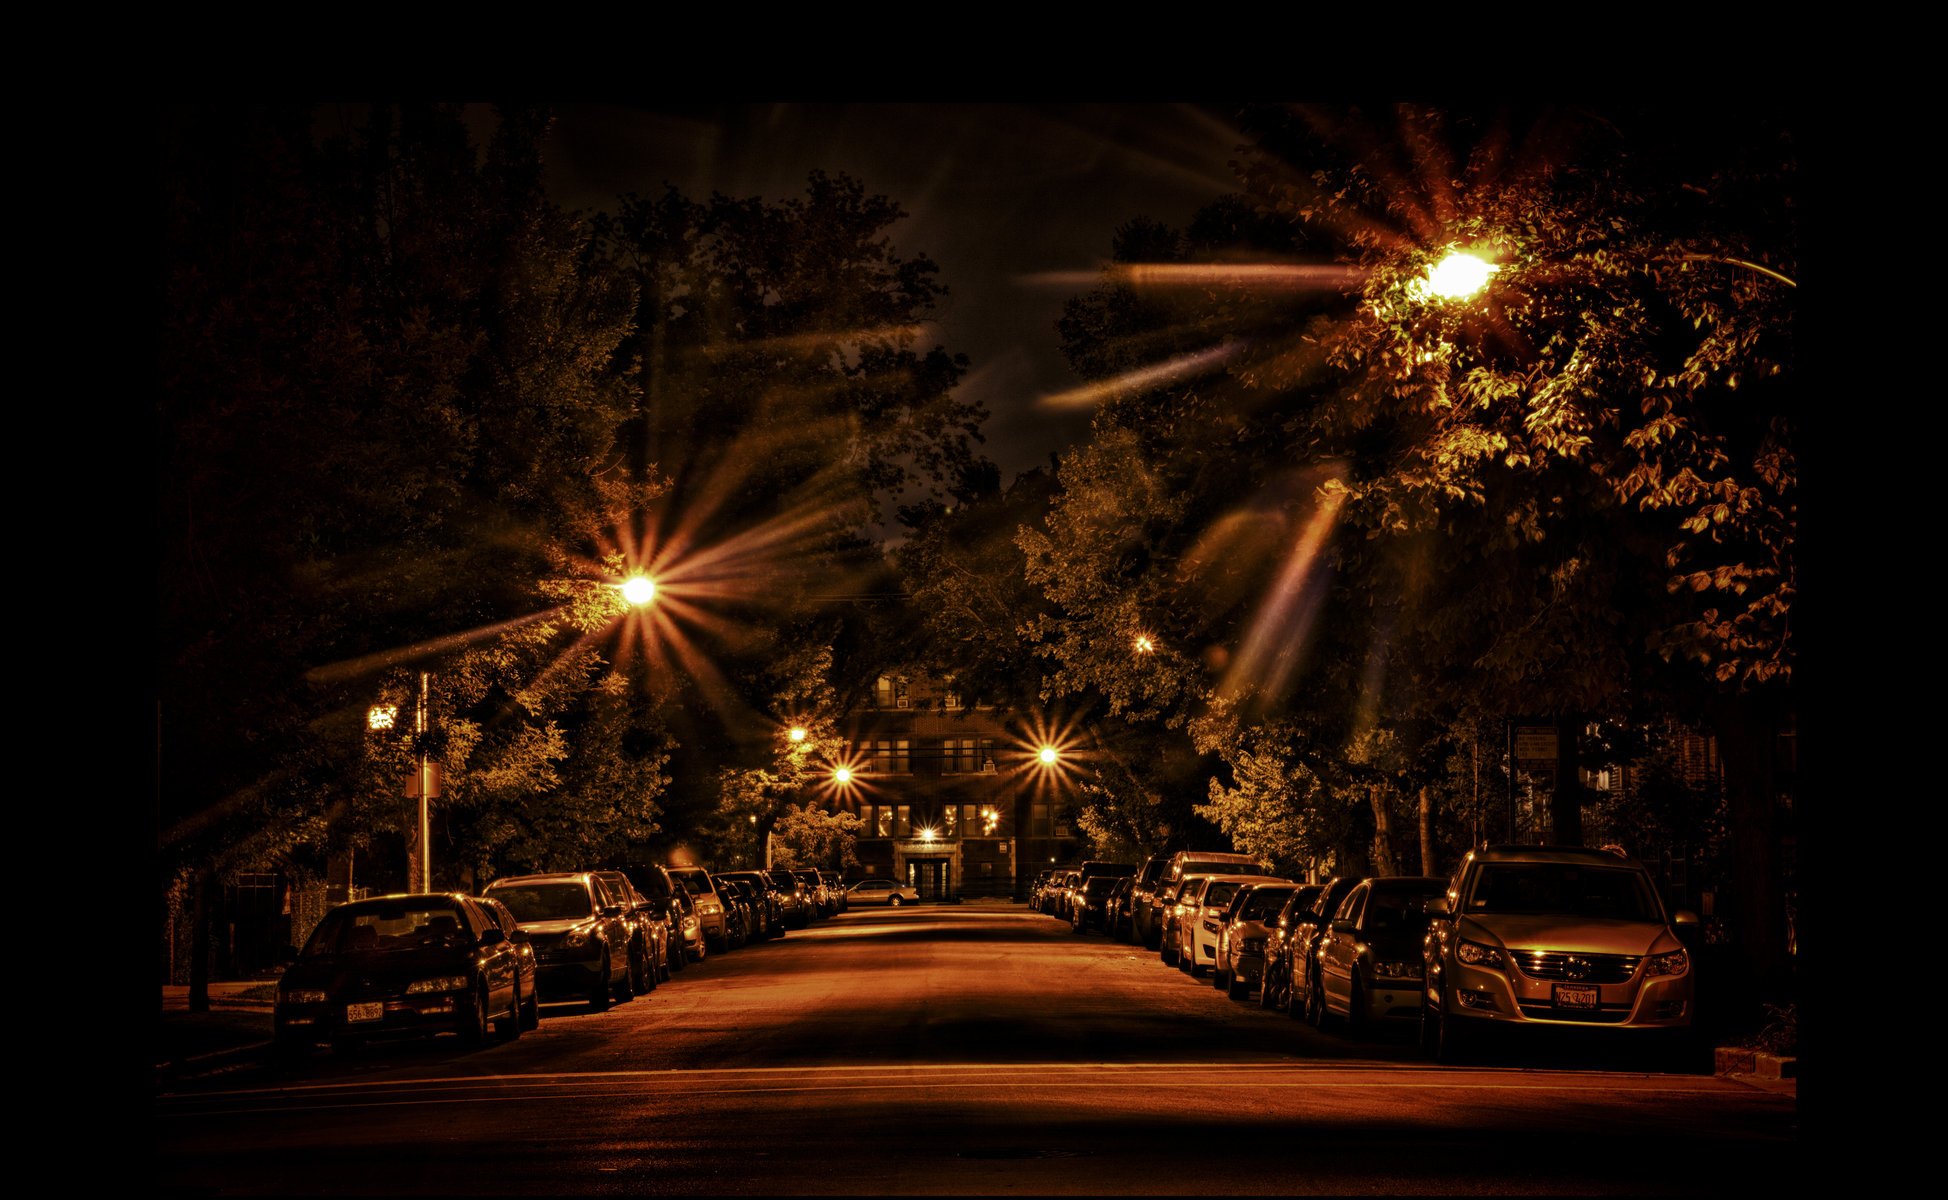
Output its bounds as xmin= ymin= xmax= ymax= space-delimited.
xmin=272 ymin=864 xmax=859 ymax=1056
xmin=1036 ymin=844 xmax=1701 ymax=1062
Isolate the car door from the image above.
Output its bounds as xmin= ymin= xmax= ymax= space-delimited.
xmin=1319 ymin=883 xmax=1368 ymax=1015
xmin=462 ymin=899 xmax=516 ymax=1018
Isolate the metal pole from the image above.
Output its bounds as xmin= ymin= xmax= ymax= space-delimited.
xmin=416 ymin=671 xmax=431 ymax=893
xmin=1504 ymin=717 xmax=1516 ymax=843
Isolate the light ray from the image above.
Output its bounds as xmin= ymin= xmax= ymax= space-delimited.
xmin=1039 ymin=341 xmax=1243 ymax=410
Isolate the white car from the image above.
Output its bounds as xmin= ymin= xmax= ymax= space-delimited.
xmin=1177 ymin=874 xmax=1293 ymax=978
xmin=848 ymin=878 xmax=919 ymax=907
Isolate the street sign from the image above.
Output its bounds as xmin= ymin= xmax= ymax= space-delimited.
xmin=405 ymin=762 xmax=443 ymax=798
xmin=1514 ymin=727 xmax=1558 ymax=761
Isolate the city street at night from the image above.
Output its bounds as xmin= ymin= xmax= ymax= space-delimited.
xmin=157 ymin=905 xmax=1796 ymax=1195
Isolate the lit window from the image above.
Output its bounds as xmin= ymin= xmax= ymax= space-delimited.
xmin=944 ymin=807 xmax=958 ymax=836
xmin=876 ymin=808 xmax=892 ymax=837
xmin=896 ymin=806 xmax=910 ymax=837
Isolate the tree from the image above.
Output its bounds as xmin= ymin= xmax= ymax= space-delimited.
xmin=767 ymin=804 xmax=864 ymax=872
xmin=159 ymin=104 xmax=639 ymax=1001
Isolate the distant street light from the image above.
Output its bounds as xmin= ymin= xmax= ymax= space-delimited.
xmin=833 ymin=766 xmax=853 ymax=785
xmin=621 ymin=575 xmax=657 ymax=607
xmin=788 ymin=726 xmax=807 ymax=743
xmin=1038 ymin=746 xmax=1059 ymax=766
xmin=1133 ymin=635 xmax=1155 ymax=654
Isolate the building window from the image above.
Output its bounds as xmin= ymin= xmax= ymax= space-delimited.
xmin=1030 ymin=802 xmax=1051 ymax=838
xmin=943 ymin=737 xmax=994 ymax=774
xmin=944 ymin=689 xmax=962 ymax=711
xmin=865 ymin=739 xmax=909 ymax=773
xmin=875 ymin=807 xmax=891 ymax=837
xmin=943 ymin=807 xmax=958 ymax=836
xmin=875 ymin=675 xmax=909 ymax=709
xmin=896 ymin=805 xmax=910 ymax=837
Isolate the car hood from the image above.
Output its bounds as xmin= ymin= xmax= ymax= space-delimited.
xmin=514 ymin=918 xmax=598 ymax=941
xmin=1459 ymin=914 xmax=1681 ymax=956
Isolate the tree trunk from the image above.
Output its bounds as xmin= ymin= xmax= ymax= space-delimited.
xmin=1708 ymin=690 xmax=1788 ymax=1003
xmin=1551 ymin=715 xmax=1584 ymax=845
xmin=1369 ymin=785 xmax=1398 ymax=877
xmin=1419 ymin=786 xmax=1437 ymax=876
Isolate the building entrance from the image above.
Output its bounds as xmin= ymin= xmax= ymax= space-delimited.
xmin=907 ymin=858 xmax=949 ymax=900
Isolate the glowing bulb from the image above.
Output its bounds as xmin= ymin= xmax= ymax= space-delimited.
xmin=920 ymin=827 xmax=937 ymax=843
xmin=1134 ymin=635 xmax=1155 ymax=654
xmin=1422 ymin=250 xmax=1498 ymax=301
xmin=1039 ymin=746 xmax=1059 ymax=766
xmin=621 ymin=576 xmax=657 ymax=606
xmin=833 ymin=766 xmax=853 ymax=785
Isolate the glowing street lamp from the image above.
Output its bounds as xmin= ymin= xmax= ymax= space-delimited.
xmin=1421 ymin=249 xmax=1498 ymax=301
xmin=620 ymin=575 xmax=657 ymax=607
xmin=920 ymin=826 xmax=937 ymax=844
xmin=788 ymin=726 xmax=807 ymax=744
xmin=1038 ymin=746 xmax=1060 ymax=767
xmin=1133 ymin=635 xmax=1155 ymax=654
xmin=833 ymin=766 xmax=853 ymax=785
xmin=366 ymin=704 xmax=398 ymax=732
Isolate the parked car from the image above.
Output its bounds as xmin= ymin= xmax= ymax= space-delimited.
xmin=275 ymin=893 xmax=526 ymax=1055
xmin=1312 ymin=876 xmax=1446 ymax=1032
xmin=1105 ymin=877 xmax=1137 ymax=942
xmin=1420 ymin=846 xmax=1699 ymax=1062
xmin=1258 ymin=884 xmax=1325 ymax=1012
xmin=818 ymin=870 xmax=849 ymax=913
xmin=482 ymin=872 xmax=635 ymax=1009
xmin=1215 ymin=883 xmax=1298 ymax=999
xmin=1175 ymin=874 xmax=1293 ymax=978
xmin=767 ymin=868 xmax=814 ymax=928
xmin=848 ymin=878 xmax=919 ymax=906
xmin=1070 ymin=875 xmax=1122 ymax=934
xmin=1145 ymin=852 xmax=1271 ymax=951
xmin=1285 ymin=876 xmax=1362 ymax=1024
xmin=715 ymin=870 xmax=788 ymax=938
xmin=592 ymin=870 xmax=659 ymax=994
xmin=790 ymin=869 xmax=831 ymax=918
xmin=668 ymin=867 xmax=732 ymax=952
xmin=672 ymin=881 xmax=707 ymax=963
xmin=713 ymin=876 xmax=755 ymax=947
xmin=1127 ymin=855 xmax=1172 ymax=949
xmin=475 ymin=895 xmax=542 ymax=1032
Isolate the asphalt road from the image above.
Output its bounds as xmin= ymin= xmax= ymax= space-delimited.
xmin=156 ymin=904 xmax=1799 ymax=1194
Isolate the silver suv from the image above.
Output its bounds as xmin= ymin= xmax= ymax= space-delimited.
xmin=1420 ymin=846 xmax=1699 ymax=1062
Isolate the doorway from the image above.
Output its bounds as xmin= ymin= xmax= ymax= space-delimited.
xmin=907 ymin=858 xmax=949 ymax=900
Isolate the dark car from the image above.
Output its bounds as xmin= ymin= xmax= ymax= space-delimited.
xmin=1258 ymin=884 xmax=1325 ymax=1012
xmin=716 ymin=870 xmax=788 ymax=938
xmin=482 ymin=872 xmax=635 ymax=1009
xmin=1070 ymin=875 xmax=1122 ymax=934
xmin=1286 ymin=876 xmax=1361 ymax=1025
xmin=1127 ymin=855 xmax=1171 ymax=948
xmin=1313 ymin=876 xmax=1447 ymax=1033
xmin=1105 ymin=877 xmax=1137 ymax=941
xmin=767 ymin=868 xmax=814 ymax=928
xmin=712 ymin=876 xmax=754 ymax=947
xmin=819 ymin=870 xmax=849 ymax=913
xmin=592 ymin=870 xmax=660 ymax=994
xmin=475 ymin=895 xmax=542 ymax=1032
xmin=275 ymin=893 xmax=526 ymax=1055
xmin=790 ymin=868 xmax=830 ymax=919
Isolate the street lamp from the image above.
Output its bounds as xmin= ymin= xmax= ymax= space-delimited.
xmin=1420 ymin=249 xmax=1498 ymax=301
xmin=1133 ymin=635 xmax=1155 ymax=654
xmin=833 ymin=766 xmax=853 ymax=785
xmin=621 ymin=574 xmax=657 ymax=607
xmin=1038 ymin=746 xmax=1059 ymax=766
xmin=788 ymin=726 xmax=807 ymax=743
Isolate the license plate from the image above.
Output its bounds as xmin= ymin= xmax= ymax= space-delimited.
xmin=1553 ymin=984 xmax=1598 ymax=1010
xmin=346 ymin=1002 xmax=384 ymax=1023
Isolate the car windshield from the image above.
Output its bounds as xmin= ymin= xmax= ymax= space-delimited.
xmin=304 ymin=904 xmax=468 ymax=957
xmin=1465 ymin=864 xmax=1663 ymax=921
xmin=1083 ymin=878 xmax=1117 ymax=896
xmin=487 ymin=883 xmax=592 ymax=922
xmin=1241 ymin=887 xmax=1295 ymax=921
xmin=1203 ymin=881 xmax=1245 ymax=909
xmin=1363 ymin=887 xmax=1442 ymax=933
xmin=670 ymin=869 xmax=711 ymax=893
xmin=1184 ymin=860 xmax=1264 ymax=878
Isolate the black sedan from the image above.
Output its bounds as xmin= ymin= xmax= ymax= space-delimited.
xmin=274 ymin=893 xmax=526 ymax=1055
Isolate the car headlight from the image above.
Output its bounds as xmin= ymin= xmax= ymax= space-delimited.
xmin=563 ymin=926 xmax=593 ymax=949
xmin=280 ymin=988 xmax=327 ymax=1005
xmin=1644 ymin=949 xmax=1689 ymax=977
xmin=406 ymin=976 xmax=469 ymax=994
xmin=1456 ymin=939 xmax=1503 ymax=969
xmin=1373 ymin=961 xmax=1420 ymax=980
xmin=701 ymin=901 xmax=722 ymax=915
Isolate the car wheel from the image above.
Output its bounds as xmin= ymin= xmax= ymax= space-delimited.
xmin=1212 ymin=964 xmax=1229 ymax=991
xmin=461 ymin=981 xmax=490 ymax=1046
xmin=692 ymin=935 xmax=707 ymax=965
xmin=1289 ymin=970 xmax=1308 ymax=1021
xmin=1161 ymin=937 xmax=1177 ymax=967
xmin=1229 ymin=971 xmax=1249 ymax=1001
xmin=521 ymin=979 xmax=540 ymax=1031
xmin=1418 ymin=992 xmax=1440 ymax=1057
xmin=1304 ymin=971 xmax=1327 ymax=1028
xmin=1435 ymin=1003 xmax=1473 ymax=1065
xmin=495 ymin=978 xmax=522 ymax=1042
xmin=1346 ymin=979 xmax=1367 ymax=1039
xmin=890 ymin=894 xmax=904 ymax=908
xmin=589 ymin=953 xmax=613 ymax=1011
xmin=1260 ymin=963 xmax=1282 ymax=1010
xmin=630 ymin=941 xmax=649 ymax=995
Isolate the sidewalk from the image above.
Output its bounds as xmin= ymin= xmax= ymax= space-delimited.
xmin=157 ymin=983 xmax=276 ymax=1079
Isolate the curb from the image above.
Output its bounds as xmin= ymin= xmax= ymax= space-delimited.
xmin=1713 ymin=1046 xmax=1797 ymax=1080
xmin=156 ymin=1039 xmax=272 ymax=1081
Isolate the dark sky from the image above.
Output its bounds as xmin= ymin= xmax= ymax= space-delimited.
xmin=534 ymin=103 xmax=1248 ymax=484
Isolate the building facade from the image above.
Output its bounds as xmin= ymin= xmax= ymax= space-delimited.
xmin=826 ymin=673 xmax=1078 ymax=899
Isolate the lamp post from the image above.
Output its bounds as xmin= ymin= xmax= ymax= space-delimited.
xmin=412 ymin=672 xmax=433 ymax=893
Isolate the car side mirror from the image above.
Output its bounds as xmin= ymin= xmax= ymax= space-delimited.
xmin=1425 ymin=896 xmax=1451 ymax=917
xmin=479 ymin=927 xmax=505 ymax=946
xmin=1672 ymin=909 xmax=1700 ymax=926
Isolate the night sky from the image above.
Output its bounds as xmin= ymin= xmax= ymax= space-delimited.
xmin=530 ymin=103 xmax=1248 ymax=483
